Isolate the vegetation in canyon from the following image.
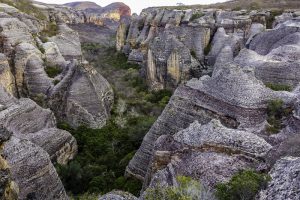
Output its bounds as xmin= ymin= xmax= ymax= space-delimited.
xmin=145 ymin=176 xmax=216 ymax=200
xmin=56 ymin=43 xmax=173 ymax=198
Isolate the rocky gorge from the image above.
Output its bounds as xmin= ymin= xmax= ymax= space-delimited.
xmin=0 ymin=0 xmax=299 ymax=199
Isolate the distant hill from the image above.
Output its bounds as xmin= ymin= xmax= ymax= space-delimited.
xmin=64 ymin=1 xmax=131 ymax=16
xmin=209 ymin=0 xmax=300 ymax=10
xmin=158 ymin=0 xmax=300 ymax=10
xmin=64 ymin=1 xmax=101 ymax=10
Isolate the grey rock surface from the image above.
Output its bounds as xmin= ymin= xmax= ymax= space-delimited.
xmin=127 ymin=61 xmax=293 ymax=180
xmin=99 ymin=190 xmax=138 ymax=200
xmin=4 ymin=136 xmax=68 ymax=200
xmin=143 ymin=119 xmax=271 ymax=191
xmin=236 ymin=21 xmax=300 ymax=87
xmin=258 ymin=157 xmax=300 ymax=200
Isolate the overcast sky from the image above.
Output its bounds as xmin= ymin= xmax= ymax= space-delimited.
xmin=37 ymin=0 xmax=228 ymax=14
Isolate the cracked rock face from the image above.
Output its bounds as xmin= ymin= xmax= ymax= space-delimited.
xmin=0 ymin=7 xmax=114 ymax=129
xmin=143 ymin=119 xmax=271 ymax=191
xmin=126 ymin=61 xmax=291 ymax=180
xmin=258 ymin=157 xmax=300 ymax=200
xmin=0 ymin=86 xmax=75 ymax=199
xmin=4 ymin=136 xmax=68 ymax=200
xmin=0 ymin=86 xmax=77 ymax=165
xmin=235 ymin=21 xmax=300 ymax=88
xmin=116 ymin=7 xmax=272 ymax=89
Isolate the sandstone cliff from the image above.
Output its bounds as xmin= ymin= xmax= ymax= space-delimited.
xmin=126 ymin=13 xmax=300 ymax=199
xmin=116 ymin=7 xmax=300 ymax=91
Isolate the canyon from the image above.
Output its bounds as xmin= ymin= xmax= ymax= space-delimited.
xmin=0 ymin=0 xmax=299 ymax=200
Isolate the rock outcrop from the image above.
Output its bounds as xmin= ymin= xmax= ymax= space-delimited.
xmin=143 ymin=119 xmax=272 ymax=191
xmin=0 ymin=3 xmax=114 ymax=129
xmin=126 ymin=60 xmax=295 ymax=180
xmin=34 ymin=1 xmax=131 ymax=29
xmin=99 ymin=190 xmax=138 ymax=200
xmin=126 ymin=18 xmax=300 ymax=200
xmin=116 ymin=7 xmax=289 ymax=90
xmin=0 ymin=127 xmax=18 ymax=200
xmin=235 ymin=20 xmax=300 ymax=88
xmin=258 ymin=157 xmax=300 ymax=200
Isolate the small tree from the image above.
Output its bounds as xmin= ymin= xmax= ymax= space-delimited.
xmin=216 ymin=170 xmax=271 ymax=200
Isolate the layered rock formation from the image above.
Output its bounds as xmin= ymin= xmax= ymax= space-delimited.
xmin=0 ymin=127 xmax=18 ymax=200
xmin=0 ymin=2 xmax=116 ymax=199
xmin=33 ymin=1 xmax=131 ymax=29
xmin=126 ymin=13 xmax=300 ymax=199
xmin=0 ymin=85 xmax=73 ymax=199
xmin=0 ymin=3 xmax=114 ymax=128
xmin=117 ymin=8 xmax=300 ymax=90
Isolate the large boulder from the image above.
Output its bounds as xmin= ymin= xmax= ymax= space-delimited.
xmin=4 ymin=136 xmax=68 ymax=200
xmin=236 ymin=21 xmax=300 ymax=87
xmin=49 ymin=23 xmax=82 ymax=60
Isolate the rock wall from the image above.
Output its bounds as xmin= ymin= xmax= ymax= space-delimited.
xmin=0 ymin=3 xmax=114 ymax=129
xmin=127 ymin=18 xmax=300 ymax=200
xmin=117 ymin=8 xmax=300 ymax=90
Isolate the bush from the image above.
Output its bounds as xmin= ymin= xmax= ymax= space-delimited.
xmin=190 ymin=12 xmax=204 ymax=21
xmin=145 ymin=176 xmax=216 ymax=200
xmin=266 ymin=9 xmax=284 ymax=29
xmin=56 ymin=117 xmax=156 ymax=196
xmin=216 ymin=170 xmax=270 ymax=200
xmin=266 ymin=99 xmax=292 ymax=134
xmin=45 ymin=65 xmax=62 ymax=78
xmin=265 ymin=83 xmax=292 ymax=92
xmin=190 ymin=50 xmax=197 ymax=58
xmin=145 ymin=89 xmax=172 ymax=104
xmin=204 ymin=43 xmax=212 ymax=56
xmin=41 ymin=22 xmax=58 ymax=38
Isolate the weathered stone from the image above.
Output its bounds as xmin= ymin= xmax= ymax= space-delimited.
xmin=99 ymin=190 xmax=138 ymax=200
xmin=174 ymin=120 xmax=272 ymax=157
xmin=4 ymin=136 xmax=68 ymax=200
xmin=48 ymin=61 xmax=114 ymax=128
xmin=236 ymin=22 xmax=300 ymax=87
xmin=49 ymin=23 xmax=82 ymax=60
xmin=0 ymin=54 xmax=16 ymax=96
xmin=0 ymin=18 xmax=34 ymax=57
xmin=258 ymin=157 xmax=300 ymax=200
xmin=127 ymin=61 xmax=293 ymax=180
xmin=144 ymin=119 xmax=271 ymax=190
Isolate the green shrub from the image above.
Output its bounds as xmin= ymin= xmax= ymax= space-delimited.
xmin=45 ymin=65 xmax=62 ymax=78
xmin=266 ymin=9 xmax=284 ymax=29
xmin=56 ymin=117 xmax=157 ymax=196
xmin=265 ymin=83 xmax=292 ymax=92
xmin=266 ymin=99 xmax=292 ymax=134
xmin=41 ymin=22 xmax=58 ymax=38
xmin=53 ymin=80 xmax=60 ymax=85
xmin=216 ymin=170 xmax=270 ymax=200
xmin=190 ymin=12 xmax=204 ymax=21
xmin=145 ymin=176 xmax=215 ymax=200
xmin=232 ymin=6 xmax=242 ymax=11
xmin=145 ymin=89 xmax=172 ymax=104
xmin=190 ymin=50 xmax=197 ymax=58
xmin=204 ymin=42 xmax=212 ymax=56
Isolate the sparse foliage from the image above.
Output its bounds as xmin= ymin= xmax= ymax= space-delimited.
xmin=216 ymin=170 xmax=271 ymax=200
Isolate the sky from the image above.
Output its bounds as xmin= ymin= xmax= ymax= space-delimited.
xmin=37 ymin=0 xmax=228 ymax=14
